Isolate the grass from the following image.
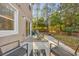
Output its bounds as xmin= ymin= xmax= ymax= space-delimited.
xmin=53 ymin=34 xmax=79 ymax=52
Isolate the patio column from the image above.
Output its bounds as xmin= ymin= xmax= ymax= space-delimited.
xmin=23 ymin=16 xmax=27 ymax=38
xmin=29 ymin=3 xmax=33 ymax=37
xmin=30 ymin=18 xmax=32 ymax=37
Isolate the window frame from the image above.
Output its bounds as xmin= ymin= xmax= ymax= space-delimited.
xmin=0 ymin=3 xmax=18 ymax=37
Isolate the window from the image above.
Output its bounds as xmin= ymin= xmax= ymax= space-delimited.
xmin=0 ymin=4 xmax=15 ymax=30
xmin=0 ymin=3 xmax=18 ymax=37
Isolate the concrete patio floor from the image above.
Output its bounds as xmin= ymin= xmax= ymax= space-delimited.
xmin=3 ymin=35 xmax=79 ymax=56
xmin=21 ymin=35 xmax=78 ymax=56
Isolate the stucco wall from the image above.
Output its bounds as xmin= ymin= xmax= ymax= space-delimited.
xmin=0 ymin=3 xmax=31 ymax=54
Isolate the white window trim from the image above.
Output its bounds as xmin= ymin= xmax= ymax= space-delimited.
xmin=0 ymin=3 xmax=18 ymax=37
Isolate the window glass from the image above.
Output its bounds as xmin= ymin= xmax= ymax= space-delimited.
xmin=0 ymin=4 xmax=15 ymax=30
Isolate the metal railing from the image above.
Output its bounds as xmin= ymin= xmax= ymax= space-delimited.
xmin=24 ymin=44 xmax=28 ymax=56
xmin=75 ymin=45 xmax=79 ymax=55
xmin=20 ymin=43 xmax=28 ymax=56
xmin=49 ymin=40 xmax=60 ymax=56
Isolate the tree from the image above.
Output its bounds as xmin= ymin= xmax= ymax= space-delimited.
xmin=49 ymin=11 xmax=61 ymax=33
xmin=60 ymin=3 xmax=79 ymax=35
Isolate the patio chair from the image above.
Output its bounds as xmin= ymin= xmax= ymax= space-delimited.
xmin=50 ymin=43 xmax=74 ymax=56
xmin=6 ymin=44 xmax=28 ymax=56
xmin=0 ymin=41 xmax=28 ymax=56
xmin=0 ymin=40 xmax=20 ymax=56
xmin=36 ymin=30 xmax=44 ymax=40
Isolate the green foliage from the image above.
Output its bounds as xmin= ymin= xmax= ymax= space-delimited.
xmin=49 ymin=11 xmax=61 ymax=26
xmin=32 ymin=17 xmax=47 ymax=31
xmin=49 ymin=3 xmax=79 ymax=34
xmin=32 ymin=3 xmax=79 ymax=34
xmin=38 ymin=17 xmax=46 ymax=27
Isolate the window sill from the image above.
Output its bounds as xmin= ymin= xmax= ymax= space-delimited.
xmin=0 ymin=30 xmax=18 ymax=37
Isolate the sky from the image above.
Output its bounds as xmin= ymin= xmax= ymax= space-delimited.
xmin=32 ymin=3 xmax=45 ymax=17
xmin=32 ymin=3 xmax=60 ymax=18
